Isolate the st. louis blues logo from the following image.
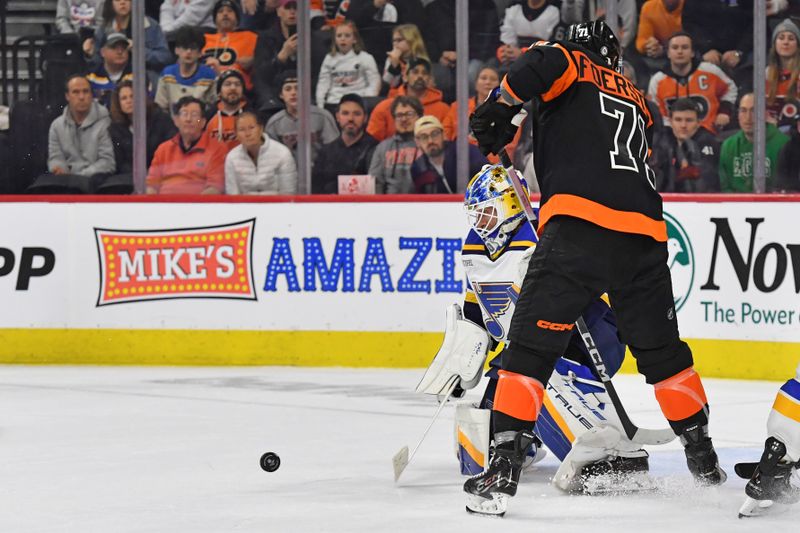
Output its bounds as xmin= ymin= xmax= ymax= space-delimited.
xmin=474 ymin=281 xmax=519 ymax=339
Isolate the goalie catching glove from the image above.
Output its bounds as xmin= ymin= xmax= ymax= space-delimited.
xmin=415 ymin=303 xmax=491 ymax=396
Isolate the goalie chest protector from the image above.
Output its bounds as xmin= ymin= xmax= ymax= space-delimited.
xmin=461 ymin=223 xmax=538 ymax=343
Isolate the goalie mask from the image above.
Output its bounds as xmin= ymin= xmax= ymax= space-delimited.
xmin=566 ymin=20 xmax=621 ymax=72
xmin=464 ymin=164 xmax=528 ymax=258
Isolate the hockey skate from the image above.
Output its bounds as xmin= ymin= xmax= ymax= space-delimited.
xmin=464 ymin=430 xmax=536 ymax=517
xmin=738 ymin=437 xmax=800 ymax=518
xmin=680 ymin=424 xmax=727 ymax=485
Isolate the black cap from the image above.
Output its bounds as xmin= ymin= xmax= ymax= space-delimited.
xmin=276 ymin=70 xmax=298 ymax=89
xmin=214 ymin=0 xmax=241 ymax=22
xmin=338 ymin=93 xmax=366 ymax=112
xmin=406 ymin=57 xmax=432 ymax=73
xmin=216 ymin=69 xmax=245 ymax=92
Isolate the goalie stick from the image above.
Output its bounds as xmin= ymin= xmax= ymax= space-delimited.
xmin=498 ymin=148 xmax=675 ymax=447
xmin=392 ymin=378 xmax=460 ymax=482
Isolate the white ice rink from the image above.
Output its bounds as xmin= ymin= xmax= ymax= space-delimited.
xmin=1 ymin=366 xmax=796 ymax=533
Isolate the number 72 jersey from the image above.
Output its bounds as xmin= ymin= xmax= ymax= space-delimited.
xmin=500 ymin=40 xmax=667 ymax=243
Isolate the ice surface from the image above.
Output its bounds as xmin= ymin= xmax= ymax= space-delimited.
xmin=0 ymin=366 xmax=795 ymax=532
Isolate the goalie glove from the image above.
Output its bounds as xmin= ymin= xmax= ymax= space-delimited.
xmin=415 ymin=304 xmax=491 ymax=396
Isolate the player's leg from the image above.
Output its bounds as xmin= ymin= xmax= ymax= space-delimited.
xmin=743 ymin=363 xmax=800 ymax=507
xmin=464 ymin=217 xmax=597 ymax=513
xmin=610 ymin=237 xmax=726 ymax=485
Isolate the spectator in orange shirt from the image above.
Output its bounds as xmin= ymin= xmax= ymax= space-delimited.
xmin=206 ymin=70 xmax=253 ymax=151
xmin=146 ymin=96 xmax=227 ymax=194
xmin=367 ymin=57 xmax=449 ymax=141
xmin=636 ymin=0 xmax=683 ymax=60
xmin=203 ymin=0 xmax=258 ymax=89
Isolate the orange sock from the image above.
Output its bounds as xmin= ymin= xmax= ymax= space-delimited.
xmin=654 ymin=367 xmax=708 ymax=422
xmin=493 ymin=370 xmax=544 ymax=422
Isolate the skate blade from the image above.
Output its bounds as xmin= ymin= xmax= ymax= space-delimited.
xmin=738 ymin=496 xmax=775 ymax=518
xmin=465 ymin=493 xmax=508 ymax=517
xmin=583 ymin=472 xmax=658 ymax=496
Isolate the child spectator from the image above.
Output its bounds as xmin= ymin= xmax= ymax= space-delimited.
xmin=225 ymin=110 xmax=297 ymax=194
xmin=155 ymin=26 xmax=217 ymax=113
xmin=265 ymin=71 xmax=339 ymax=168
xmin=647 ymin=31 xmax=737 ymax=134
xmin=720 ymin=93 xmax=790 ymax=193
xmin=382 ymin=24 xmax=429 ymax=95
xmin=56 ymin=0 xmax=104 ymax=34
xmin=316 ymin=20 xmax=381 ymax=112
xmin=499 ymin=0 xmax=560 ymax=62
xmin=88 ymin=0 xmax=172 ymax=73
xmin=109 ymin=80 xmax=176 ymax=174
xmin=368 ymin=95 xmax=422 ymax=194
xmin=160 ymin=0 xmax=216 ymax=34
xmin=368 ymin=57 xmax=449 ymax=141
xmin=767 ymin=19 xmax=800 ymax=133
xmin=636 ymin=0 xmax=684 ymax=61
xmin=203 ymin=0 xmax=258 ymax=89
xmin=147 ymin=97 xmax=227 ymax=194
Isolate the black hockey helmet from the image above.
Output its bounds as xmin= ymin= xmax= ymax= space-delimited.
xmin=566 ymin=20 xmax=621 ymax=72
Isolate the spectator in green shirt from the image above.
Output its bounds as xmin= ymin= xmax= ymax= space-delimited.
xmin=720 ymin=92 xmax=790 ymax=192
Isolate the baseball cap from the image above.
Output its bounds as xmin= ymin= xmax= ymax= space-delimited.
xmin=214 ymin=0 xmax=241 ymax=21
xmin=104 ymin=32 xmax=129 ymax=48
xmin=414 ymin=115 xmax=443 ymax=137
xmin=276 ymin=70 xmax=298 ymax=89
xmin=338 ymin=93 xmax=366 ymax=112
xmin=407 ymin=57 xmax=432 ymax=73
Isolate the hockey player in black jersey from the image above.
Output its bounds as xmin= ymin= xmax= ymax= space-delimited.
xmin=464 ymin=21 xmax=726 ymax=516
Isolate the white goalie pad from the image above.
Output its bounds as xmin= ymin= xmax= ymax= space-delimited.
xmin=415 ymin=304 xmax=491 ymax=395
xmin=454 ymin=402 xmax=491 ymax=474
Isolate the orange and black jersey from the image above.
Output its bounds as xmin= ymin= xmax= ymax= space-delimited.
xmin=501 ymin=40 xmax=667 ymax=242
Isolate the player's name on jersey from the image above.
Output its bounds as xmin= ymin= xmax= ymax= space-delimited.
xmin=574 ymin=51 xmax=650 ymax=120
xmin=263 ymin=236 xmax=464 ymax=294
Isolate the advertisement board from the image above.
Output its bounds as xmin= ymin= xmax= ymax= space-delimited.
xmin=0 ymin=197 xmax=797 ymax=379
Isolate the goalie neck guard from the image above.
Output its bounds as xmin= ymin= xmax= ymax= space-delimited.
xmin=464 ymin=164 xmax=529 ymax=259
xmin=565 ymin=20 xmax=622 ymax=73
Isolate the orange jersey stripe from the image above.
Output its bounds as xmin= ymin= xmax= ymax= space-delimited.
xmin=539 ymin=194 xmax=668 ymax=242
xmin=540 ymin=44 xmax=578 ymax=102
xmin=654 ymin=367 xmax=708 ymax=422
xmin=493 ymin=370 xmax=544 ymax=422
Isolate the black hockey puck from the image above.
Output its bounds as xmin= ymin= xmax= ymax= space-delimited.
xmin=260 ymin=452 xmax=280 ymax=472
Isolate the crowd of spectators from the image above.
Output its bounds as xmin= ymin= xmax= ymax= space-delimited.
xmin=24 ymin=0 xmax=800 ymax=194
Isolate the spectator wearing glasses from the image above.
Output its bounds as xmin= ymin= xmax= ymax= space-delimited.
xmin=410 ymin=115 xmax=486 ymax=194
xmin=146 ymin=97 xmax=227 ymax=194
xmin=368 ymin=95 xmax=423 ymax=194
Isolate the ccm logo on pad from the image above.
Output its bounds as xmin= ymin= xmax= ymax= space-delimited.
xmin=536 ymin=320 xmax=574 ymax=332
xmin=94 ymin=219 xmax=256 ymax=306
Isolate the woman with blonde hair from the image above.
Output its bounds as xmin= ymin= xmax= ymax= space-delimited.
xmin=767 ymin=18 xmax=800 ymax=132
xmin=382 ymin=23 xmax=429 ymax=95
xmin=316 ymin=20 xmax=381 ymax=112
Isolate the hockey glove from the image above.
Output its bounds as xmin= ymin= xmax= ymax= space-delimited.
xmin=470 ymin=90 xmax=522 ymax=156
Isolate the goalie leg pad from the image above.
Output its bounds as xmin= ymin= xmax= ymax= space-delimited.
xmin=416 ymin=303 xmax=491 ymax=395
xmin=767 ymin=377 xmax=800 ymax=463
xmin=455 ymin=402 xmax=491 ymax=476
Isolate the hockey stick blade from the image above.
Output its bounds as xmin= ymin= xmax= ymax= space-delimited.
xmin=735 ymin=462 xmax=758 ymax=479
xmin=499 ymin=149 xmax=676 ymax=447
xmin=393 ymin=378 xmax=459 ymax=483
